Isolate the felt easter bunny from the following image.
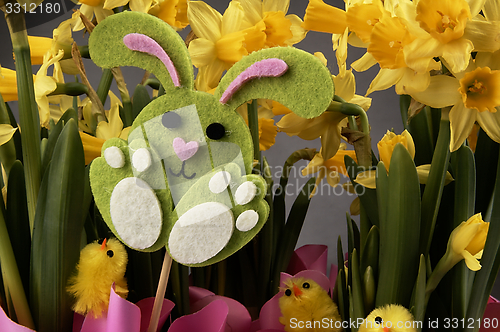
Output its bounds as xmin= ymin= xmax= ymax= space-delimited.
xmin=88 ymin=11 xmax=334 ymax=266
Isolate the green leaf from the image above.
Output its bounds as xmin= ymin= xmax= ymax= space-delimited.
xmin=345 ymin=155 xmax=379 ymax=226
xmin=0 ymin=94 xmax=17 ymax=176
xmin=30 ymin=119 xmax=86 ymax=332
xmin=408 ymin=106 xmax=435 ymax=166
xmin=410 ymin=255 xmax=426 ymax=330
xmin=259 ymin=157 xmax=274 ymax=303
xmin=362 ymin=266 xmax=376 ymax=315
xmin=131 ymin=84 xmax=151 ymax=121
xmin=5 ymin=161 xmax=30 ymax=300
xmin=336 ymin=269 xmax=348 ymax=322
xmin=360 ymin=225 xmax=379 ymax=279
xmin=465 ymin=144 xmax=500 ymax=332
xmin=420 ymin=117 xmax=451 ymax=257
xmin=450 ymin=145 xmax=476 ymax=322
xmin=350 ymin=249 xmax=365 ymax=322
xmin=376 ymin=144 xmax=421 ymax=308
xmin=271 ymin=177 xmax=315 ymax=295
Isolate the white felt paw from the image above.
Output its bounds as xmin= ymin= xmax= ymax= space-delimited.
xmin=104 ymin=146 xmax=125 ymax=168
xmin=110 ymin=177 xmax=162 ymax=249
xmin=132 ymin=148 xmax=152 ymax=172
xmin=236 ymin=210 xmax=259 ymax=231
xmin=234 ymin=181 xmax=257 ymax=205
xmin=168 ymin=202 xmax=234 ymax=264
xmin=209 ymin=171 xmax=231 ymax=194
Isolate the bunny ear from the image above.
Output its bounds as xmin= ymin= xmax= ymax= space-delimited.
xmin=89 ymin=11 xmax=193 ymax=91
xmin=214 ymin=47 xmax=334 ymax=119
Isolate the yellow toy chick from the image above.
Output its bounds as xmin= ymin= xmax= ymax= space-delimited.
xmin=358 ymin=304 xmax=417 ymax=332
xmin=67 ymin=238 xmax=128 ymax=318
xmin=279 ymin=277 xmax=342 ymax=332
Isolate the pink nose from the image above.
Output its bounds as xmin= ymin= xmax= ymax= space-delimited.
xmin=172 ymin=137 xmax=199 ymax=161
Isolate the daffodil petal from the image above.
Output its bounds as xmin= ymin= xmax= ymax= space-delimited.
xmin=321 ymin=126 xmax=342 ymax=160
xmin=464 ymin=20 xmax=500 ymax=53
xmin=221 ymin=1 xmax=244 ymax=36
xmin=467 ymin=0 xmax=487 ymax=17
xmin=410 ymin=75 xmax=461 ymax=108
xmin=449 ymin=103 xmax=477 ymax=152
xmin=475 ymin=50 xmax=500 ymax=70
xmin=351 ymin=52 xmax=377 ymax=72
xmin=366 ymin=68 xmax=404 ymax=95
xmin=484 ymin=0 xmax=500 ymax=21
xmin=417 ymin=164 xmax=454 ymax=184
xmin=354 ymin=170 xmax=377 ymax=189
xmin=403 ymin=37 xmax=443 ymax=73
xmin=0 ymin=124 xmax=17 ymax=146
xmin=395 ymin=68 xmax=431 ymax=95
xmin=285 ymin=14 xmax=307 ymax=45
xmin=441 ymin=39 xmax=474 ymax=73
xmin=264 ymin=0 xmax=289 ymax=13
xmin=325 ymin=171 xmax=340 ymax=187
xmin=333 ymin=70 xmax=355 ymax=102
xmin=350 ymin=197 xmax=360 ymax=216
xmin=189 ymin=39 xmax=217 ymax=68
xmin=238 ymin=0 xmax=262 ymax=25
xmin=349 ymin=95 xmax=372 ymax=112
xmin=476 ymin=110 xmax=500 ymax=145
xmin=103 ymin=0 xmax=128 ymax=10
xmin=462 ymin=249 xmax=482 ymax=271
xmin=188 ymin=1 xmax=222 ymax=42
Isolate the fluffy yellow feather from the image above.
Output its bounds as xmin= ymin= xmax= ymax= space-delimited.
xmin=279 ymin=277 xmax=342 ymax=332
xmin=358 ymin=304 xmax=417 ymax=332
xmin=67 ymin=238 xmax=128 ymax=318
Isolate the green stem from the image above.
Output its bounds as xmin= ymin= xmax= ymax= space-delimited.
xmin=5 ymin=9 xmax=41 ymax=235
xmin=247 ymin=100 xmax=260 ymax=170
xmin=48 ymin=82 xmax=89 ymax=96
xmin=0 ymin=201 xmax=34 ymax=328
xmin=96 ymin=68 xmax=113 ymax=106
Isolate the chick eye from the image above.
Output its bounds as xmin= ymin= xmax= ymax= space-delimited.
xmin=162 ymin=112 xmax=182 ymax=129
xmin=206 ymin=123 xmax=225 ymax=140
xmin=302 ymin=282 xmax=310 ymax=289
xmin=107 ymin=250 xmax=114 ymax=258
xmin=375 ymin=316 xmax=383 ymax=324
xmin=285 ymin=289 xmax=292 ymax=296
xmin=97 ymin=239 xmax=104 ymax=244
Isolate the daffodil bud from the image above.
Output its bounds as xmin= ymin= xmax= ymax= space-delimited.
xmin=377 ymin=130 xmax=415 ymax=172
xmin=450 ymin=213 xmax=489 ymax=271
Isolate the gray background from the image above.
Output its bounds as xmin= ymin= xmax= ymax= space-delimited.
xmin=1 ymin=0 xmax=498 ymax=299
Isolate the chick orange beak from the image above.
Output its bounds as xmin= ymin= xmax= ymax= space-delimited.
xmin=383 ymin=327 xmax=390 ymax=332
xmin=293 ymin=284 xmax=302 ymax=296
xmin=101 ymin=238 xmax=107 ymax=250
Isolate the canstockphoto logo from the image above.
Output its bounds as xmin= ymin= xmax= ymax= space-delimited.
xmin=2 ymin=0 xmax=78 ymax=31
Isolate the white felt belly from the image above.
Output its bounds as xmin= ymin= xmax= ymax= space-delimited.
xmin=168 ymin=202 xmax=234 ymax=264
xmin=110 ymin=177 xmax=163 ymax=250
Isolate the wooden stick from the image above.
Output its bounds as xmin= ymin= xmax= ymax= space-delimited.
xmin=147 ymin=249 xmax=173 ymax=332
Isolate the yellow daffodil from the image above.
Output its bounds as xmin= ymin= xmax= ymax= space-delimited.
xmin=79 ymin=92 xmax=130 ymax=164
xmin=34 ymin=50 xmax=65 ymax=128
xmin=27 ymin=36 xmax=52 ymax=65
xmin=302 ymin=0 xmax=347 ymax=35
xmin=302 ymin=144 xmax=357 ymax=197
xmin=0 ymin=67 xmax=19 ymax=102
xmin=278 ymin=52 xmax=370 ymax=160
xmin=426 ymin=213 xmax=489 ymax=300
xmin=401 ymin=0 xmax=500 ymax=74
xmin=80 ymin=132 xmax=106 ymax=165
xmin=149 ymin=0 xmax=189 ymax=30
xmin=410 ymin=51 xmax=500 ymax=152
xmin=75 ymin=0 xmax=154 ymax=31
xmin=355 ymin=130 xmax=454 ymax=188
xmin=236 ymin=0 xmax=306 ymax=50
xmin=187 ymin=1 xmax=249 ymax=91
xmin=236 ymin=99 xmax=278 ymax=151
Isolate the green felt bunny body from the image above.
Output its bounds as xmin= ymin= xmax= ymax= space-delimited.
xmin=88 ymin=11 xmax=334 ymax=266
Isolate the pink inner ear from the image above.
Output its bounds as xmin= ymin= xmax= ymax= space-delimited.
xmin=123 ymin=33 xmax=180 ymax=87
xmin=219 ymin=58 xmax=288 ymax=104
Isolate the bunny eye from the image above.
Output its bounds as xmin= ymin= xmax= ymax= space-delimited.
xmin=206 ymin=123 xmax=225 ymax=140
xmin=162 ymin=112 xmax=182 ymax=129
